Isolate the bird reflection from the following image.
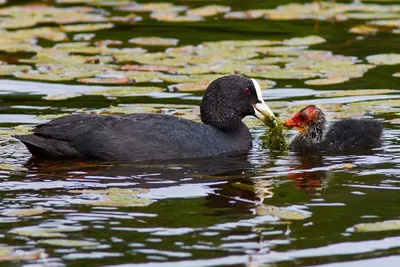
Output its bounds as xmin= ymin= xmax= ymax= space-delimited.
xmin=287 ymin=153 xmax=328 ymax=195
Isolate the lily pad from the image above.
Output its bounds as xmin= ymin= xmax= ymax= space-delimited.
xmin=151 ymin=12 xmax=204 ymax=22
xmin=0 ymin=247 xmax=44 ymax=261
xmin=353 ymin=220 xmax=400 ymax=232
xmin=256 ymin=205 xmax=310 ymax=220
xmin=10 ymin=225 xmax=84 ymax=238
xmin=187 ymin=5 xmax=230 ymax=17
xmin=60 ymin=23 xmax=114 ymax=32
xmin=78 ymin=77 xmax=133 ymax=84
xmin=70 ymin=188 xmax=151 ymax=207
xmin=3 ymin=209 xmax=48 ymax=217
xmin=39 ymin=239 xmax=99 ymax=247
xmin=305 ymin=77 xmax=349 ymax=85
xmin=129 ymin=37 xmax=179 ymax=47
xmin=118 ymin=3 xmax=185 ymax=13
xmin=283 ymin=35 xmax=326 ymax=46
xmin=366 ymin=53 xmax=400 ymax=65
xmin=349 ymin=25 xmax=379 ymax=35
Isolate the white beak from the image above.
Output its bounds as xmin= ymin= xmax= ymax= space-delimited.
xmin=253 ymin=102 xmax=275 ymax=121
xmin=251 ymin=78 xmax=276 ymax=121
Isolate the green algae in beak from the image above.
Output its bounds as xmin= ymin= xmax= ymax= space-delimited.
xmin=260 ymin=116 xmax=289 ymax=152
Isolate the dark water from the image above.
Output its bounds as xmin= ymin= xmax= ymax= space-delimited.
xmin=1 ymin=0 xmax=400 ymax=266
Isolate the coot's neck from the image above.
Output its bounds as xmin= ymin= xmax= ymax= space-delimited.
xmin=300 ymin=114 xmax=326 ymax=145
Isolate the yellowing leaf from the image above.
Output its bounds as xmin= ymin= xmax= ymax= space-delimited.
xmin=305 ymin=77 xmax=349 ymax=85
xmin=60 ymin=23 xmax=114 ymax=32
xmin=129 ymin=37 xmax=179 ymax=46
xmin=187 ymin=5 xmax=230 ymax=17
xmin=256 ymin=205 xmax=310 ymax=220
xmin=283 ymin=35 xmax=326 ymax=46
xmin=39 ymin=239 xmax=99 ymax=247
xmin=349 ymin=25 xmax=378 ymax=35
xmin=3 ymin=209 xmax=48 ymax=217
xmin=366 ymin=53 xmax=400 ymax=65
xmin=353 ymin=220 xmax=400 ymax=232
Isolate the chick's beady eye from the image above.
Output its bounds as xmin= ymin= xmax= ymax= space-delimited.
xmin=243 ymin=88 xmax=251 ymax=95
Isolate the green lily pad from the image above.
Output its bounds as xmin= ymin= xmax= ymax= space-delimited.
xmin=129 ymin=37 xmax=179 ymax=46
xmin=60 ymin=23 xmax=114 ymax=32
xmin=353 ymin=220 xmax=400 ymax=232
xmin=151 ymin=12 xmax=204 ymax=22
xmin=256 ymin=205 xmax=310 ymax=220
xmin=70 ymin=188 xmax=151 ymax=207
xmin=78 ymin=77 xmax=133 ymax=84
xmin=305 ymin=77 xmax=349 ymax=85
xmin=87 ymin=86 xmax=163 ymax=96
xmin=349 ymin=25 xmax=379 ymax=35
xmin=187 ymin=5 xmax=230 ymax=17
xmin=366 ymin=53 xmax=400 ymax=65
xmin=10 ymin=225 xmax=84 ymax=238
xmin=0 ymin=247 xmax=44 ymax=261
xmin=283 ymin=35 xmax=326 ymax=46
xmin=118 ymin=3 xmax=184 ymax=13
xmin=39 ymin=239 xmax=99 ymax=247
xmin=3 ymin=209 xmax=48 ymax=217
xmin=0 ymin=164 xmax=26 ymax=171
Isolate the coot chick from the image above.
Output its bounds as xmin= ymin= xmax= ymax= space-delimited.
xmin=283 ymin=105 xmax=382 ymax=152
xmin=15 ymin=75 xmax=275 ymax=161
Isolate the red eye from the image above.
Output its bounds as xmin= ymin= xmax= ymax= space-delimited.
xmin=243 ymin=88 xmax=251 ymax=95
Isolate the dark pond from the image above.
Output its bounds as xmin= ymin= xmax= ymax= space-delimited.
xmin=0 ymin=0 xmax=400 ymax=266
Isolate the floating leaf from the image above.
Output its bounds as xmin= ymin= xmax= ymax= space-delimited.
xmin=151 ymin=12 xmax=204 ymax=22
xmin=256 ymin=205 xmax=310 ymax=220
xmin=283 ymin=35 xmax=326 ymax=46
xmin=187 ymin=5 xmax=230 ymax=17
xmin=369 ymin=19 xmax=400 ymax=27
xmin=78 ymin=77 xmax=132 ymax=84
xmin=349 ymin=25 xmax=378 ymax=35
xmin=0 ymin=164 xmax=26 ymax=171
xmin=305 ymin=77 xmax=349 ymax=85
xmin=39 ymin=239 xmax=99 ymax=247
xmin=129 ymin=37 xmax=179 ymax=47
xmin=3 ymin=209 xmax=48 ymax=217
xmin=87 ymin=86 xmax=163 ymax=97
xmin=60 ymin=23 xmax=114 ymax=32
xmin=118 ymin=3 xmax=185 ymax=13
xmin=70 ymin=188 xmax=151 ymax=207
xmin=168 ymin=81 xmax=209 ymax=92
xmin=10 ymin=225 xmax=84 ymax=238
xmin=366 ymin=54 xmax=400 ymax=65
xmin=320 ymin=89 xmax=396 ymax=98
xmin=121 ymin=64 xmax=178 ymax=72
xmin=353 ymin=220 xmax=400 ymax=232
xmin=224 ymin=11 xmax=264 ymax=20
xmin=0 ymin=247 xmax=44 ymax=262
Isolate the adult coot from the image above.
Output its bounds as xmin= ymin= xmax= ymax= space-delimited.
xmin=283 ymin=105 xmax=382 ymax=152
xmin=15 ymin=75 xmax=275 ymax=161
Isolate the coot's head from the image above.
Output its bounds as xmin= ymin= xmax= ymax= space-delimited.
xmin=284 ymin=105 xmax=326 ymax=140
xmin=200 ymin=75 xmax=275 ymax=132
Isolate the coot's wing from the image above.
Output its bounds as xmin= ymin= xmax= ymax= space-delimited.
xmin=324 ymin=119 xmax=383 ymax=150
xmin=17 ymin=113 xmax=231 ymax=161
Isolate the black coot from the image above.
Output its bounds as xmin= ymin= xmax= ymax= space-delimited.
xmin=15 ymin=75 xmax=275 ymax=161
xmin=283 ymin=105 xmax=383 ymax=152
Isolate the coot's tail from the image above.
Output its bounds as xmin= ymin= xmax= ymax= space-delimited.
xmin=13 ymin=135 xmax=84 ymax=158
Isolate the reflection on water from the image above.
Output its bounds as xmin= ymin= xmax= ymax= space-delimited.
xmin=0 ymin=0 xmax=400 ymax=266
xmin=1 ymin=128 xmax=399 ymax=266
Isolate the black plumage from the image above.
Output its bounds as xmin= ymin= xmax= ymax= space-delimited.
xmin=14 ymin=75 xmax=274 ymax=161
